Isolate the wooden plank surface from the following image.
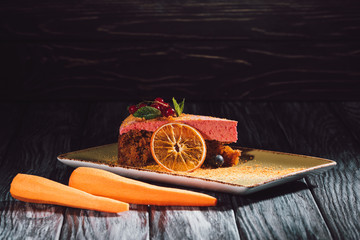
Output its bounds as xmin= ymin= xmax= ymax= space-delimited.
xmin=0 ymin=103 xmax=88 ymax=239
xmin=60 ymin=209 xmax=149 ymax=240
xmin=1 ymin=0 xmax=359 ymax=41
xmin=6 ymin=103 xmax=88 ymax=182
xmin=1 ymin=0 xmax=360 ymax=101
xmin=330 ymin=102 xmax=360 ymax=144
xmin=1 ymin=41 xmax=359 ymax=101
xmin=150 ymin=193 xmax=240 ymax=240
xmin=270 ymin=102 xmax=360 ymax=239
xmin=0 ymin=103 xmax=26 ymax=201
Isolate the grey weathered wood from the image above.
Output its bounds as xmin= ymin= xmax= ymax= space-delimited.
xmin=270 ymin=102 xmax=360 ymax=239
xmin=5 ymin=103 xmax=88 ymax=182
xmin=330 ymin=102 xmax=360 ymax=145
xmin=60 ymin=207 xmax=149 ymax=240
xmin=78 ymin=102 xmax=131 ymax=148
xmin=150 ymin=192 xmax=240 ymax=240
xmin=0 ymin=102 xmax=88 ymax=239
xmin=222 ymin=102 xmax=333 ymax=239
xmin=0 ymin=202 xmax=64 ymax=240
xmin=0 ymin=104 xmax=26 ymax=167
xmin=0 ymin=103 xmax=26 ymax=201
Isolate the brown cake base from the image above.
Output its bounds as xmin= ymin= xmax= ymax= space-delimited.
xmin=118 ymin=130 xmax=241 ymax=168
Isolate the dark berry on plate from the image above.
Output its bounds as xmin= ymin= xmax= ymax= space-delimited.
xmin=210 ymin=155 xmax=224 ymax=168
xmin=128 ymin=105 xmax=138 ymax=114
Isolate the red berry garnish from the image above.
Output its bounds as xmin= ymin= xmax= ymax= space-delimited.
xmin=128 ymin=105 xmax=138 ymax=114
xmin=138 ymin=103 xmax=147 ymax=108
xmin=159 ymin=102 xmax=170 ymax=110
xmin=154 ymin=98 xmax=164 ymax=103
xmin=151 ymin=103 xmax=162 ymax=111
xmin=160 ymin=103 xmax=170 ymax=115
xmin=164 ymin=107 xmax=176 ymax=117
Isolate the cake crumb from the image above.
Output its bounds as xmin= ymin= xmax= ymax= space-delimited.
xmin=142 ymin=163 xmax=306 ymax=186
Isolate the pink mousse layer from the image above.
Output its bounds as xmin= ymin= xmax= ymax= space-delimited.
xmin=119 ymin=114 xmax=238 ymax=143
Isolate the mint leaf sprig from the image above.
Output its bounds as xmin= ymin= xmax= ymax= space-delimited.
xmin=133 ymin=106 xmax=162 ymax=120
xmin=172 ymin=98 xmax=185 ymax=117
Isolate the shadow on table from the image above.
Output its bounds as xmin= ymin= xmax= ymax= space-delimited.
xmin=235 ymin=180 xmax=309 ymax=205
xmin=0 ymin=200 xmax=138 ymax=218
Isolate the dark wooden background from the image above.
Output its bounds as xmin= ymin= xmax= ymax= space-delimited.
xmin=1 ymin=0 xmax=360 ymax=101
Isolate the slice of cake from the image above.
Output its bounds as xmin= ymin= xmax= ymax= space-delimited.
xmin=118 ymin=98 xmax=241 ymax=169
xmin=120 ymin=114 xmax=238 ymax=142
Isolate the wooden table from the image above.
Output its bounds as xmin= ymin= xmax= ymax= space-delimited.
xmin=0 ymin=101 xmax=359 ymax=239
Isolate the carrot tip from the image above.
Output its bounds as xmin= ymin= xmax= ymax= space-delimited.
xmin=10 ymin=173 xmax=129 ymax=213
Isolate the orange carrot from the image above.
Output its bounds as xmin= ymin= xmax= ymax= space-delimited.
xmin=10 ymin=173 xmax=129 ymax=213
xmin=69 ymin=167 xmax=217 ymax=206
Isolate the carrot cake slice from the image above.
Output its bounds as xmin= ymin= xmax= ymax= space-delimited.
xmin=118 ymin=98 xmax=241 ymax=169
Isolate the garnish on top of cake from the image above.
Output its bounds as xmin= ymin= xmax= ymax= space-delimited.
xmin=118 ymin=98 xmax=241 ymax=171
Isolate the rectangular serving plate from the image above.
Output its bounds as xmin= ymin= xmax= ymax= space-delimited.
xmin=57 ymin=143 xmax=336 ymax=195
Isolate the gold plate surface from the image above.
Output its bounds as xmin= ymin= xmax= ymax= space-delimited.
xmin=58 ymin=143 xmax=336 ymax=194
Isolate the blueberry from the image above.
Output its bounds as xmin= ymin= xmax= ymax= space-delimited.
xmin=210 ymin=155 xmax=224 ymax=168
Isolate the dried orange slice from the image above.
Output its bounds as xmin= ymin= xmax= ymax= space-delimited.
xmin=150 ymin=123 xmax=206 ymax=172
